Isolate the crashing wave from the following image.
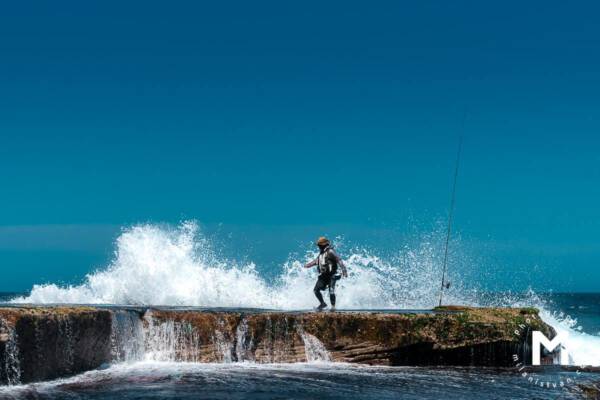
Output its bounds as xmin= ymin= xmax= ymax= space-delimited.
xmin=9 ymin=221 xmax=600 ymax=366
xmin=11 ymin=221 xmax=472 ymax=309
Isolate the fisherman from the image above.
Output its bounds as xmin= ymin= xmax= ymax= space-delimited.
xmin=303 ymin=237 xmax=348 ymax=311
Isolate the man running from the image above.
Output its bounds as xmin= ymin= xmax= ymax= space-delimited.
xmin=303 ymin=237 xmax=348 ymax=311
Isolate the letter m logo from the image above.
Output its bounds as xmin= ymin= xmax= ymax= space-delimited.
xmin=532 ymin=331 xmax=569 ymax=365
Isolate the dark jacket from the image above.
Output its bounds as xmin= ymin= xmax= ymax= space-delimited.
xmin=305 ymin=246 xmax=348 ymax=276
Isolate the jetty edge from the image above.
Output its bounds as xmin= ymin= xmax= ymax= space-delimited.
xmin=0 ymin=306 xmax=553 ymax=385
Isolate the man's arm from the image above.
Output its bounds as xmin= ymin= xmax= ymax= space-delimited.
xmin=329 ymin=249 xmax=348 ymax=277
xmin=303 ymin=258 xmax=318 ymax=268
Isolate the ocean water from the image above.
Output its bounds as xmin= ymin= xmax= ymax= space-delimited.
xmin=0 ymin=362 xmax=596 ymax=400
xmin=1 ymin=222 xmax=599 ymax=399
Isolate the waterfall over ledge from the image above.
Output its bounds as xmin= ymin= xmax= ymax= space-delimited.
xmin=0 ymin=306 xmax=553 ymax=385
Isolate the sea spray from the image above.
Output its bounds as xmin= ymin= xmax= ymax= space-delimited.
xmin=8 ymin=221 xmax=600 ymax=366
xmin=537 ymin=309 xmax=600 ymax=366
xmin=11 ymin=221 xmax=470 ymax=309
xmin=474 ymin=289 xmax=600 ymax=367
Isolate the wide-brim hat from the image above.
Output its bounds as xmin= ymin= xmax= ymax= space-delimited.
xmin=316 ymin=237 xmax=330 ymax=246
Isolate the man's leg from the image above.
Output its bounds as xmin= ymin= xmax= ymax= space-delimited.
xmin=313 ymin=277 xmax=327 ymax=307
xmin=328 ymin=277 xmax=337 ymax=307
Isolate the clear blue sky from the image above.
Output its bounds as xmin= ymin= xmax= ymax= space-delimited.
xmin=1 ymin=1 xmax=599 ymax=291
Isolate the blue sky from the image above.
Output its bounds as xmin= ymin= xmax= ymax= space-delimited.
xmin=1 ymin=1 xmax=599 ymax=291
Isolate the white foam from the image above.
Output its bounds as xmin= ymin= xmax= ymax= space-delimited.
xmin=538 ymin=309 xmax=600 ymax=366
xmin=11 ymin=221 xmax=469 ymax=309
xmin=0 ymin=361 xmax=407 ymax=397
xmin=9 ymin=221 xmax=600 ymax=366
xmin=479 ymin=289 xmax=600 ymax=367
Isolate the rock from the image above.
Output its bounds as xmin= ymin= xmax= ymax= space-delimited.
xmin=0 ymin=307 xmax=112 ymax=384
xmin=579 ymin=383 xmax=600 ymax=399
xmin=0 ymin=306 xmax=554 ymax=385
xmin=243 ymin=307 xmax=552 ymax=366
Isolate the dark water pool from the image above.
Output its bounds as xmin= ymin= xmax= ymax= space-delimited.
xmin=0 ymin=362 xmax=597 ymax=400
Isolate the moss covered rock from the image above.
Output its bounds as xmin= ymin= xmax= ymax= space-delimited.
xmin=0 ymin=306 xmax=555 ymax=385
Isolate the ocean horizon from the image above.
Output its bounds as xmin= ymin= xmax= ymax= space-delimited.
xmin=3 ymin=0 xmax=600 ymax=398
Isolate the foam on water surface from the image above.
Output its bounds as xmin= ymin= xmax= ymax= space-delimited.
xmin=0 ymin=362 xmax=591 ymax=400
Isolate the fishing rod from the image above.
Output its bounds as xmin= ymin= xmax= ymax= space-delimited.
xmin=438 ymin=115 xmax=466 ymax=307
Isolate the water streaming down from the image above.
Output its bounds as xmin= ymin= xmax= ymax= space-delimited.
xmin=297 ymin=326 xmax=331 ymax=363
xmin=108 ymin=311 xmax=323 ymax=365
xmin=0 ymin=324 xmax=21 ymax=386
xmin=110 ymin=310 xmax=262 ymax=364
xmin=110 ymin=311 xmax=145 ymax=363
xmin=234 ymin=318 xmax=253 ymax=362
xmin=212 ymin=326 xmax=234 ymax=363
xmin=7 ymin=221 xmax=600 ymax=367
xmin=262 ymin=315 xmax=300 ymax=363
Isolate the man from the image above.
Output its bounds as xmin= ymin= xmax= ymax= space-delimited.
xmin=303 ymin=237 xmax=348 ymax=311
